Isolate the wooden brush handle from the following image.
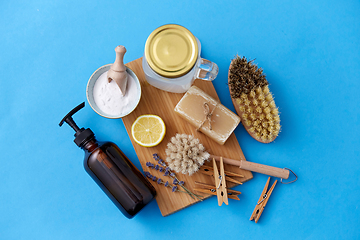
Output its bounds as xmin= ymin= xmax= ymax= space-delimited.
xmin=210 ymin=155 xmax=242 ymax=167
xmin=239 ymin=161 xmax=289 ymax=179
xmin=210 ymin=155 xmax=289 ymax=179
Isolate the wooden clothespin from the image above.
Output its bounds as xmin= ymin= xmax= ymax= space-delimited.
xmin=194 ymin=181 xmax=241 ymax=200
xmin=250 ymin=177 xmax=277 ymax=223
xmin=198 ymin=165 xmax=243 ymax=185
xmin=213 ymin=157 xmax=228 ymax=206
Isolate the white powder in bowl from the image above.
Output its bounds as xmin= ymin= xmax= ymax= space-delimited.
xmin=93 ymin=71 xmax=139 ymax=117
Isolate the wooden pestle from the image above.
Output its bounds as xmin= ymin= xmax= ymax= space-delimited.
xmin=107 ymin=45 xmax=128 ymax=96
xmin=210 ymin=155 xmax=290 ymax=179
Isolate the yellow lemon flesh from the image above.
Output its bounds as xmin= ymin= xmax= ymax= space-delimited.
xmin=131 ymin=115 xmax=166 ymax=147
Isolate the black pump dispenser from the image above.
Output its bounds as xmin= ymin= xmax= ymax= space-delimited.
xmin=59 ymin=102 xmax=94 ymax=147
xmin=59 ymin=102 xmax=156 ymax=218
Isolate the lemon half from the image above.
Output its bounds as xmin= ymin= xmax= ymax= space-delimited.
xmin=131 ymin=115 xmax=166 ymax=147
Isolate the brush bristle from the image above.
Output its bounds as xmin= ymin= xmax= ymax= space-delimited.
xmin=229 ymin=56 xmax=268 ymax=98
xmin=229 ymin=56 xmax=281 ymax=143
xmin=235 ymin=85 xmax=281 ymax=142
xmin=165 ymin=134 xmax=210 ymax=176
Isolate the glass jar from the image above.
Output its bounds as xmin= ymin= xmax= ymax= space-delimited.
xmin=142 ymin=24 xmax=219 ymax=93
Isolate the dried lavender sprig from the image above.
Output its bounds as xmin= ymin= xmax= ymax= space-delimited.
xmin=144 ymin=171 xmax=186 ymax=193
xmin=152 ymin=154 xmax=203 ymax=201
xmin=153 ymin=153 xmax=167 ymax=167
xmin=146 ymin=162 xmax=165 ymax=172
xmin=166 ymin=173 xmax=202 ymax=200
xmin=146 ymin=162 xmax=194 ymax=198
xmin=152 ymin=154 xmax=202 ymax=200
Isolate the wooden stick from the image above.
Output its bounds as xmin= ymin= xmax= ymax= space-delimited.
xmin=194 ymin=182 xmax=241 ymax=200
xmin=194 ymin=182 xmax=241 ymax=195
xmin=199 ymin=165 xmax=244 ymax=178
xmin=198 ymin=165 xmax=243 ymax=184
xmin=210 ymin=155 xmax=289 ymax=179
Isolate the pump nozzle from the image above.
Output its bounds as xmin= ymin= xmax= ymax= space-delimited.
xmin=59 ymin=102 xmax=94 ymax=147
xmin=59 ymin=102 xmax=85 ymax=129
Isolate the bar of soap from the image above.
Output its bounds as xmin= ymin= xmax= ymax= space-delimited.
xmin=174 ymin=86 xmax=240 ymax=145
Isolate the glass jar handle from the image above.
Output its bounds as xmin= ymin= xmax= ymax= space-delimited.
xmin=195 ymin=58 xmax=219 ymax=81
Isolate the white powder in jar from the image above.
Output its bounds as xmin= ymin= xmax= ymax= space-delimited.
xmin=93 ymin=71 xmax=139 ymax=117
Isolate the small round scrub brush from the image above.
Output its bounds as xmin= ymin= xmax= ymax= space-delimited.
xmin=165 ymin=134 xmax=210 ymax=176
xmin=228 ymin=56 xmax=281 ymax=143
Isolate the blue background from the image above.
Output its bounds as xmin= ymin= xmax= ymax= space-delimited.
xmin=1 ymin=0 xmax=359 ymax=239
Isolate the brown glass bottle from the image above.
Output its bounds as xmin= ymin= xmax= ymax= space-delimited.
xmin=59 ymin=102 xmax=156 ymax=219
xmin=82 ymin=138 xmax=156 ymax=219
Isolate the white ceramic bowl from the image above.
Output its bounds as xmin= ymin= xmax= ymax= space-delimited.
xmin=86 ymin=64 xmax=141 ymax=118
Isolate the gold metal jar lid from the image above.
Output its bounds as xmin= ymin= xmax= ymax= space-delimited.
xmin=145 ymin=24 xmax=199 ymax=78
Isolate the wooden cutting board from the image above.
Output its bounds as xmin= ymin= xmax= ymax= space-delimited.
xmin=123 ymin=58 xmax=253 ymax=216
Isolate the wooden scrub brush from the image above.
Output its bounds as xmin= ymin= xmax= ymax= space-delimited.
xmin=228 ymin=56 xmax=281 ymax=143
xmin=165 ymin=134 xmax=210 ymax=176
